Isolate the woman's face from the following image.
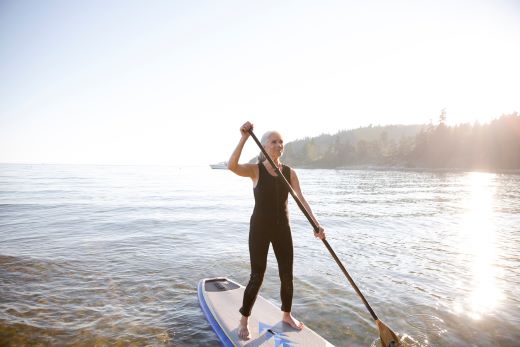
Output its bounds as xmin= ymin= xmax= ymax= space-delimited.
xmin=264 ymin=132 xmax=284 ymax=159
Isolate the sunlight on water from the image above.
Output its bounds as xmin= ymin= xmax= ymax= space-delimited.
xmin=456 ymin=172 xmax=502 ymax=320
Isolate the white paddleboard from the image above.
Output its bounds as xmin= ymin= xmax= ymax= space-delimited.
xmin=198 ymin=277 xmax=334 ymax=346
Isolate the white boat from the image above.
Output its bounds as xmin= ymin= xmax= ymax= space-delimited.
xmin=210 ymin=161 xmax=228 ymax=169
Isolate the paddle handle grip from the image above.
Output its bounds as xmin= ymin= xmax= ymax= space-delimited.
xmin=248 ymin=129 xmax=379 ymax=322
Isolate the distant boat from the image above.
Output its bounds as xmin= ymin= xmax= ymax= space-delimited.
xmin=210 ymin=161 xmax=228 ymax=170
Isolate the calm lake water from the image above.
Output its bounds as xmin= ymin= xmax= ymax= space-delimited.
xmin=0 ymin=164 xmax=519 ymax=346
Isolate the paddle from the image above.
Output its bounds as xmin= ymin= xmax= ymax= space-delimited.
xmin=248 ymin=129 xmax=401 ymax=347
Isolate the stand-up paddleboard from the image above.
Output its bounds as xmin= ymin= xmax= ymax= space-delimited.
xmin=198 ymin=277 xmax=334 ymax=346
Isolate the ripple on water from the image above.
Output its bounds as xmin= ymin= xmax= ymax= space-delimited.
xmin=0 ymin=255 xmax=182 ymax=345
xmin=1 ymin=165 xmax=520 ymax=346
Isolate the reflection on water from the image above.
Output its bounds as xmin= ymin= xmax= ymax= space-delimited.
xmin=457 ymin=172 xmax=502 ymax=320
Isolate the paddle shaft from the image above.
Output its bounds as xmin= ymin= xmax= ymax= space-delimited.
xmin=248 ymin=129 xmax=379 ymax=322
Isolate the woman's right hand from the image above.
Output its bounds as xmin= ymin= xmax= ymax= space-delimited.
xmin=240 ymin=121 xmax=254 ymax=137
xmin=314 ymin=226 xmax=326 ymax=240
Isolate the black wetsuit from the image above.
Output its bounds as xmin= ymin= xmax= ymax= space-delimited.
xmin=239 ymin=163 xmax=293 ymax=317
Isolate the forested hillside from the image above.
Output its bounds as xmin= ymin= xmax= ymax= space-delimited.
xmin=282 ymin=112 xmax=520 ymax=171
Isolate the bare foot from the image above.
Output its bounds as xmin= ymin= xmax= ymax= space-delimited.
xmin=238 ymin=315 xmax=251 ymax=340
xmin=282 ymin=312 xmax=304 ymax=330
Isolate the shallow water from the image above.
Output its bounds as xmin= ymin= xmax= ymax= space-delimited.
xmin=0 ymin=164 xmax=519 ymax=346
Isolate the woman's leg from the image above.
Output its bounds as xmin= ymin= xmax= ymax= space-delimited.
xmin=271 ymin=226 xmax=294 ymax=313
xmin=238 ymin=226 xmax=270 ymax=339
xmin=239 ymin=226 xmax=270 ymax=317
xmin=272 ymin=226 xmax=304 ymax=330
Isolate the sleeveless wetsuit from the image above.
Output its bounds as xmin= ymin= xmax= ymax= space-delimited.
xmin=239 ymin=163 xmax=293 ymax=317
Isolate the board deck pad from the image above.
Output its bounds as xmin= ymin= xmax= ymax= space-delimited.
xmin=198 ymin=277 xmax=334 ymax=346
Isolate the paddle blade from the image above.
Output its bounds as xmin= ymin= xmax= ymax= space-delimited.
xmin=376 ymin=319 xmax=401 ymax=347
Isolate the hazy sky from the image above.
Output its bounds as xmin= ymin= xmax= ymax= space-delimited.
xmin=1 ymin=0 xmax=519 ymax=165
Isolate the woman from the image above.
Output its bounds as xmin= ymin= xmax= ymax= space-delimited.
xmin=227 ymin=121 xmax=326 ymax=340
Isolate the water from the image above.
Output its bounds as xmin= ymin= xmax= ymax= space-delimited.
xmin=1 ymin=164 xmax=519 ymax=346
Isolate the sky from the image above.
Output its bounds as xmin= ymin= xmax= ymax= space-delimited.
xmin=1 ymin=0 xmax=519 ymax=166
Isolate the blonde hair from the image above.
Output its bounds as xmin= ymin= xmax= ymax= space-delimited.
xmin=257 ymin=131 xmax=280 ymax=163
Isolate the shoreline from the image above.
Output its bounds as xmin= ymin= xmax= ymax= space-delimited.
xmin=294 ymin=164 xmax=520 ymax=175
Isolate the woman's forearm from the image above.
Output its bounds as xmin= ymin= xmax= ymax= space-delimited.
xmin=227 ymin=135 xmax=248 ymax=172
xmin=301 ymin=197 xmax=320 ymax=228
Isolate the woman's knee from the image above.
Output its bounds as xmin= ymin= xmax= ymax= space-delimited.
xmin=250 ymin=271 xmax=265 ymax=286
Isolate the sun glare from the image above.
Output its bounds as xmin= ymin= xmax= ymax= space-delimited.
xmin=457 ymin=172 xmax=502 ymax=319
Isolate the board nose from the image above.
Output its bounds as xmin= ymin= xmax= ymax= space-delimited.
xmin=205 ymin=278 xmax=240 ymax=292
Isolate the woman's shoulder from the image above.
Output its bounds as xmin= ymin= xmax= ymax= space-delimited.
xmin=282 ymin=164 xmax=295 ymax=173
xmin=282 ymin=164 xmax=294 ymax=179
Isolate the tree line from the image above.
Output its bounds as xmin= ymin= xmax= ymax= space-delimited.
xmin=282 ymin=112 xmax=520 ymax=172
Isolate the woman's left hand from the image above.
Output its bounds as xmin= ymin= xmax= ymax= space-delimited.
xmin=314 ymin=226 xmax=326 ymax=240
